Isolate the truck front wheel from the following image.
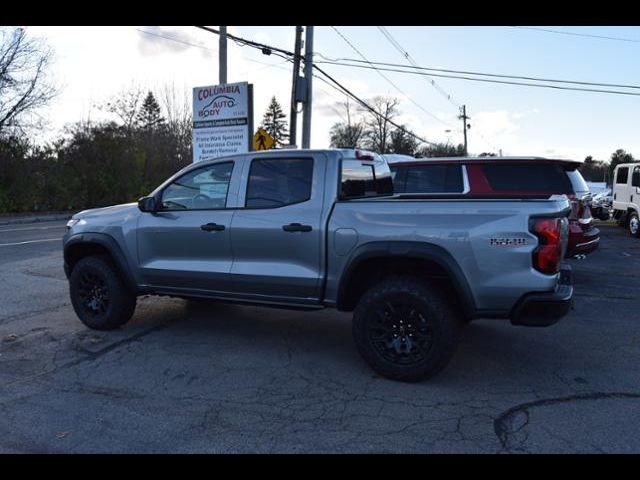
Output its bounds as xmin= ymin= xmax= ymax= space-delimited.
xmin=69 ymin=256 xmax=137 ymax=330
xmin=352 ymin=276 xmax=461 ymax=382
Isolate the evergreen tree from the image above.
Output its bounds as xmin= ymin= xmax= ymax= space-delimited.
xmin=261 ymin=96 xmax=289 ymax=147
xmin=136 ymin=91 xmax=165 ymax=131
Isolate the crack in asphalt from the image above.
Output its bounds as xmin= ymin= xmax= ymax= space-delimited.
xmin=493 ymin=391 xmax=640 ymax=453
xmin=0 ymin=302 xmax=72 ymax=326
xmin=2 ymin=319 xmax=174 ymax=390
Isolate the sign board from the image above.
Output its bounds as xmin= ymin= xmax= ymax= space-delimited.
xmin=253 ymin=127 xmax=275 ymax=151
xmin=192 ymin=82 xmax=253 ymax=162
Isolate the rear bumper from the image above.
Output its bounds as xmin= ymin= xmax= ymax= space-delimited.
xmin=567 ymin=226 xmax=600 ymax=257
xmin=510 ymin=264 xmax=574 ymax=327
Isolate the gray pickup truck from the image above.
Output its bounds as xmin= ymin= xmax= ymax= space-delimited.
xmin=63 ymin=149 xmax=573 ymax=381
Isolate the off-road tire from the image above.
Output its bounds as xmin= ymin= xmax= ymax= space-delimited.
xmin=629 ymin=212 xmax=640 ymax=238
xmin=69 ymin=255 xmax=136 ymax=330
xmin=352 ymin=276 xmax=461 ymax=382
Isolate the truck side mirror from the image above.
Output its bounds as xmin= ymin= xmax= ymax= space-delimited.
xmin=138 ymin=196 xmax=157 ymax=213
xmin=633 ymin=172 xmax=640 ymax=188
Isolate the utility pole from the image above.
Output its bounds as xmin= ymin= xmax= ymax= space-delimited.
xmin=459 ymin=105 xmax=470 ymax=156
xmin=289 ymin=26 xmax=303 ymax=147
xmin=302 ymin=26 xmax=314 ymax=149
xmin=219 ymin=26 xmax=227 ymax=84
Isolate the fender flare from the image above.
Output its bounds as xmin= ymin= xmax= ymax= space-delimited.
xmin=336 ymin=241 xmax=476 ymax=318
xmin=63 ymin=232 xmax=138 ymax=293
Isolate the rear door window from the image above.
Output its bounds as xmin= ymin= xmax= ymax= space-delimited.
xmin=480 ymin=163 xmax=573 ymax=193
xmin=245 ymin=158 xmax=313 ymax=208
xmin=616 ymin=167 xmax=629 ymax=184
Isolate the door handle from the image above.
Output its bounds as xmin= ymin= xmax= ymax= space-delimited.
xmin=201 ymin=223 xmax=225 ymax=232
xmin=282 ymin=223 xmax=312 ymax=232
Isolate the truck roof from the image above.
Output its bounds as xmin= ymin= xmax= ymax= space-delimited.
xmin=612 ymin=162 xmax=640 ymax=169
xmin=199 ymin=148 xmax=381 ymax=163
xmin=385 ymin=156 xmax=583 ymax=165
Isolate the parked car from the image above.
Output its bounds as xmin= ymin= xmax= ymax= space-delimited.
xmin=591 ymin=188 xmax=612 ymax=221
xmin=386 ymin=156 xmax=599 ymax=258
xmin=64 ymin=149 xmax=573 ymax=382
xmin=612 ymin=163 xmax=640 ymax=236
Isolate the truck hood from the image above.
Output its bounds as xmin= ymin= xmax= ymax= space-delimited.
xmin=74 ymin=202 xmax=138 ymax=220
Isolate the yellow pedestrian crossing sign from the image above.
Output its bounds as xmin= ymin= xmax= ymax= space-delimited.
xmin=253 ymin=127 xmax=275 ymax=151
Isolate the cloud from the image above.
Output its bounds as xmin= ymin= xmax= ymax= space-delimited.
xmin=253 ymin=31 xmax=272 ymax=45
xmin=136 ymin=26 xmax=210 ymax=58
xmin=513 ymin=108 xmax=539 ymax=119
xmin=473 ymin=110 xmax=520 ymax=137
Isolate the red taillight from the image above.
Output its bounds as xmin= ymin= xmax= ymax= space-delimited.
xmin=530 ymin=217 xmax=562 ymax=274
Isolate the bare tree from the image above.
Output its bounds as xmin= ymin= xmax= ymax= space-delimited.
xmin=0 ymin=27 xmax=58 ymax=135
xmin=157 ymin=83 xmax=191 ymax=137
xmin=156 ymin=82 xmax=192 ymax=166
xmin=361 ymin=96 xmax=400 ymax=154
xmin=97 ymin=84 xmax=145 ymax=131
xmin=329 ymin=98 xmax=365 ymax=148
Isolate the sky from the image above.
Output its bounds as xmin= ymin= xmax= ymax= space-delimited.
xmin=17 ymin=25 xmax=640 ymax=161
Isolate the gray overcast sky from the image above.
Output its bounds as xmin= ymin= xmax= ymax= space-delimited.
xmin=23 ymin=25 xmax=640 ymax=161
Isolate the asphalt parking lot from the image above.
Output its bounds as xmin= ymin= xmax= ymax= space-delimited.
xmin=0 ymin=219 xmax=639 ymax=453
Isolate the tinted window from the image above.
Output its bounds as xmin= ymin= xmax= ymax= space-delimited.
xmin=340 ymin=159 xmax=393 ymax=199
xmin=161 ymin=162 xmax=233 ymax=210
xmin=395 ymin=165 xmax=464 ymax=193
xmin=633 ymin=167 xmax=640 ymax=187
xmin=481 ymin=163 xmax=573 ymax=193
xmin=246 ymin=158 xmax=313 ymax=208
xmin=617 ymin=167 xmax=629 ymax=184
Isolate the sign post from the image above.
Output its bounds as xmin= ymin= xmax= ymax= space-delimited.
xmin=192 ymin=81 xmax=253 ymax=163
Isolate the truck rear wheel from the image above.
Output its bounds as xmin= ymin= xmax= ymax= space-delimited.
xmin=69 ymin=256 xmax=137 ymax=330
xmin=629 ymin=212 xmax=640 ymax=238
xmin=352 ymin=276 xmax=461 ymax=382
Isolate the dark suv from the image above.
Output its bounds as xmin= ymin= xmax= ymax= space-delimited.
xmin=386 ymin=156 xmax=599 ymax=258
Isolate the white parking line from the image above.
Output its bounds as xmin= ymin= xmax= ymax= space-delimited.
xmin=0 ymin=238 xmax=60 ymax=247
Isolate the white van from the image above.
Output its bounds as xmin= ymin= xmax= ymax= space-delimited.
xmin=612 ymin=163 xmax=640 ymax=236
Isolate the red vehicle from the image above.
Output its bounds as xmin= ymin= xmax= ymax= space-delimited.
xmin=386 ymin=156 xmax=599 ymax=258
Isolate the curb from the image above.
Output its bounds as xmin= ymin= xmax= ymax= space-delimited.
xmin=0 ymin=213 xmax=73 ymax=226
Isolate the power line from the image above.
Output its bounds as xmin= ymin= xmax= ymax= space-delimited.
xmin=195 ymin=26 xmax=294 ymax=58
xmin=136 ymin=27 xmax=218 ymax=53
xmin=312 ymin=64 xmax=438 ymax=146
xmin=314 ymin=56 xmax=640 ymax=91
xmin=508 ymin=26 xmax=640 ymax=44
xmin=315 ymin=60 xmax=640 ymax=98
xmin=377 ymin=26 xmax=461 ymax=109
xmin=136 ymin=27 xmax=290 ymax=71
xmin=329 ymin=26 xmax=452 ymax=128
xmin=194 ymin=26 xmax=438 ymax=147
